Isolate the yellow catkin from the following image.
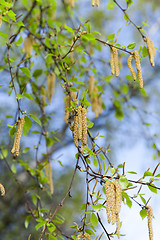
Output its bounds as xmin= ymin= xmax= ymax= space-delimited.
xmin=77 ymin=233 xmax=91 ymax=240
xmin=146 ymin=206 xmax=153 ymax=240
xmin=23 ymin=35 xmax=35 ymax=57
xmin=96 ymin=0 xmax=99 ymax=7
xmin=82 ymin=107 xmax=87 ymax=146
xmin=127 ymin=54 xmax=137 ymax=81
xmin=11 ymin=118 xmax=25 ymax=157
xmin=78 ymin=106 xmax=82 ymax=140
xmin=110 ymin=47 xmax=115 ymax=75
xmin=74 ymin=114 xmax=79 ymax=148
xmin=97 ymin=96 xmax=102 ymax=115
xmin=105 ymin=181 xmax=112 ymax=223
xmin=146 ymin=37 xmax=155 ymax=67
xmin=71 ymin=91 xmax=77 ymax=101
xmin=133 ymin=50 xmax=143 ymax=88
xmin=116 ymin=213 xmax=121 ymax=239
xmin=84 ymin=233 xmax=91 ymax=240
xmin=64 ymin=95 xmax=70 ymax=124
xmin=47 ymin=72 xmax=56 ymax=104
xmin=113 ymin=180 xmax=122 ymax=214
xmin=92 ymin=0 xmax=95 ymax=6
xmin=0 ymin=15 xmax=2 ymax=28
xmin=45 ymin=162 xmax=54 ymax=194
xmin=110 ymin=182 xmax=116 ymax=224
xmin=0 ymin=183 xmax=5 ymax=196
xmin=112 ymin=47 xmax=119 ymax=77
xmin=89 ymin=76 xmax=94 ymax=97
xmin=70 ymin=0 xmax=74 ymax=8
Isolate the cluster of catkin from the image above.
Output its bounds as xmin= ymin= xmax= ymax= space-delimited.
xmin=146 ymin=206 xmax=153 ymax=240
xmin=77 ymin=232 xmax=91 ymax=240
xmin=146 ymin=37 xmax=155 ymax=67
xmin=11 ymin=118 xmax=25 ymax=157
xmin=89 ymin=76 xmax=102 ymax=118
xmin=23 ymin=34 xmax=35 ymax=57
xmin=105 ymin=180 xmax=122 ymax=239
xmin=72 ymin=106 xmax=87 ymax=151
xmin=45 ymin=161 xmax=54 ymax=194
xmin=64 ymin=92 xmax=77 ymax=124
xmin=127 ymin=50 xmax=143 ymax=88
xmin=110 ymin=46 xmax=120 ymax=77
xmin=0 ymin=183 xmax=5 ymax=196
xmin=92 ymin=0 xmax=99 ymax=7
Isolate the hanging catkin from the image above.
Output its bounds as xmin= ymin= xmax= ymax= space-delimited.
xmin=23 ymin=34 xmax=35 ymax=57
xmin=133 ymin=50 xmax=143 ymax=88
xmin=113 ymin=47 xmax=119 ymax=77
xmin=105 ymin=181 xmax=112 ymax=223
xmin=74 ymin=114 xmax=79 ymax=148
xmin=110 ymin=47 xmax=115 ymax=75
xmin=11 ymin=118 xmax=25 ymax=157
xmin=45 ymin=162 xmax=54 ymax=194
xmin=146 ymin=206 xmax=153 ymax=240
xmin=68 ymin=0 xmax=74 ymax=7
xmin=113 ymin=180 xmax=122 ymax=214
xmin=47 ymin=72 xmax=56 ymax=104
xmin=0 ymin=15 xmax=2 ymax=28
xmin=78 ymin=106 xmax=82 ymax=140
xmin=110 ymin=182 xmax=116 ymax=225
xmin=92 ymin=0 xmax=95 ymax=6
xmin=96 ymin=0 xmax=99 ymax=7
xmin=0 ymin=183 xmax=5 ymax=196
xmin=82 ymin=107 xmax=87 ymax=146
xmin=41 ymin=86 xmax=46 ymax=114
xmin=64 ymin=95 xmax=70 ymax=124
xmin=105 ymin=180 xmax=122 ymax=237
xmin=146 ymin=37 xmax=155 ymax=67
xmin=127 ymin=54 xmax=137 ymax=81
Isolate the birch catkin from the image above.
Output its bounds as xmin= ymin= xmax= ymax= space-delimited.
xmin=105 ymin=180 xmax=122 ymax=237
xmin=23 ymin=35 xmax=35 ymax=57
xmin=0 ymin=15 xmax=2 ymax=28
xmin=146 ymin=36 xmax=155 ymax=67
xmin=0 ymin=183 xmax=5 ymax=196
xmin=110 ymin=182 xmax=116 ymax=225
xmin=133 ymin=50 xmax=143 ymax=88
xmin=47 ymin=72 xmax=56 ymax=104
xmin=45 ymin=162 xmax=54 ymax=194
xmin=96 ymin=0 xmax=99 ymax=7
xmin=92 ymin=0 xmax=95 ymax=6
xmin=11 ymin=118 xmax=25 ymax=157
xmin=110 ymin=47 xmax=115 ymax=75
xmin=146 ymin=206 xmax=153 ymax=240
xmin=74 ymin=114 xmax=79 ymax=148
xmin=113 ymin=180 xmax=122 ymax=214
xmin=82 ymin=107 xmax=87 ymax=146
xmin=77 ymin=233 xmax=91 ymax=240
xmin=64 ymin=95 xmax=70 ymax=124
xmin=78 ymin=106 xmax=82 ymax=140
xmin=127 ymin=54 xmax=137 ymax=81
xmin=105 ymin=181 xmax=112 ymax=223
xmin=113 ymin=47 xmax=119 ymax=77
